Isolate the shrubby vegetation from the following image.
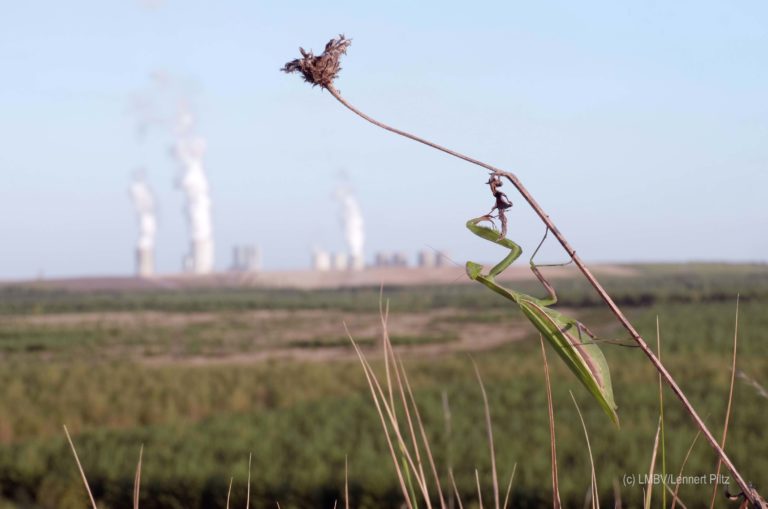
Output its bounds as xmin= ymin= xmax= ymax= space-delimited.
xmin=0 ymin=265 xmax=765 ymax=508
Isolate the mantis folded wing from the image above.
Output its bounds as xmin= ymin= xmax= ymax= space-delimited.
xmin=466 ymin=216 xmax=620 ymax=427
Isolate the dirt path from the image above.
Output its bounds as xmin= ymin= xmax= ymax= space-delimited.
xmin=141 ymin=320 xmax=529 ymax=366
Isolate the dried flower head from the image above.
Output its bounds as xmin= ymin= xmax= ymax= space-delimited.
xmin=281 ymin=35 xmax=351 ymax=88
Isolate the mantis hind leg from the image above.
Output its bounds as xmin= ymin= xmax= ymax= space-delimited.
xmin=560 ymin=320 xmax=638 ymax=348
xmin=529 ymin=227 xmax=572 ymax=306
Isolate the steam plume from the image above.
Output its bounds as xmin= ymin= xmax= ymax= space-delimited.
xmin=334 ymin=181 xmax=365 ymax=270
xmin=129 ymin=170 xmax=157 ymax=277
xmin=174 ymin=109 xmax=214 ymax=274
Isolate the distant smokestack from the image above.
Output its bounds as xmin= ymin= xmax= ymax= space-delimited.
xmin=331 ymin=252 xmax=349 ymax=271
xmin=434 ymin=250 xmax=451 ymax=268
xmin=392 ymin=252 xmax=409 ymax=268
xmin=334 ymin=182 xmax=365 ymax=271
xmin=374 ymin=251 xmax=409 ymax=268
xmin=230 ymin=245 xmax=261 ymax=273
xmin=417 ymin=250 xmax=437 ymax=268
xmin=312 ymin=248 xmax=331 ymax=271
xmin=129 ymin=171 xmax=156 ymax=277
xmin=174 ymin=109 xmax=214 ymax=275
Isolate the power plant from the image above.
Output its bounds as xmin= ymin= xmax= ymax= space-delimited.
xmin=230 ymin=245 xmax=261 ymax=273
xmin=311 ymin=248 xmax=332 ymax=272
xmin=334 ymin=182 xmax=365 ymax=271
xmin=128 ymin=171 xmax=156 ymax=277
xmin=127 ymin=133 xmax=452 ymax=276
xmin=174 ymin=110 xmax=214 ymax=275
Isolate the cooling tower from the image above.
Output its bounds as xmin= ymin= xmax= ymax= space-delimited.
xmin=417 ymin=250 xmax=437 ymax=268
xmin=129 ymin=172 xmax=156 ymax=278
xmin=174 ymin=124 xmax=214 ymax=275
xmin=135 ymin=247 xmax=154 ymax=277
xmin=331 ymin=252 xmax=349 ymax=271
xmin=334 ymin=183 xmax=365 ymax=271
xmin=312 ymin=249 xmax=331 ymax=271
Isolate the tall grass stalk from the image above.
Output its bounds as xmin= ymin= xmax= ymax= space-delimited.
xmin=449 ymin=469 xmax=464 ymax=509
xmin=570 ymin=392 xmax=598 ymax=509
xmin=656 ymin=318 xmax=667 ymax=507
xmin=133 ymin=445 xmax=143 ymax=509
xmin=539 ymin=336 xmax=561 ymax=509
xmin=473 ymin=361 xmax=500 ymax=509
xmin=475 ymin=469 xmax=484 ymax=509
xmin=63 ymin=424 xmax=98 ymax=509
xmin=670 ymin=430 xmax=701 ymax=509
xmin=345 ymin=455 xmax=350 ymax=509
xmin=345 ymin=324 xmax=415 ymax=509
xmin=442 ymin=391 xmax=455 ymax=509
xmin=346 ymin=321 xmax=431 ymax=508
xmin=737 ymin=370 xmax=768 ymax=400
xmin=710 ymin=295 xmax=740 ymax=508
xmin=246 ymin=453 xmax=252 ymax=509
xmin=501 ymin=464 xmax=517 ymax=509
xmin=643 ymin=417 xmax=662 ymax=509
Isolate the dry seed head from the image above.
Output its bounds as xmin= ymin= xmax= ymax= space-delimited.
xmin=281 ymin=35 xmax=351 ymax=88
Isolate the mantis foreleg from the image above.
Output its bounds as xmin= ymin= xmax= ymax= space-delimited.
xmin=465 ymin=216 xmax=522 ymax=277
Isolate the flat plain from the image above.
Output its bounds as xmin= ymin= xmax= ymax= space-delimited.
xmin=0 ymin=263 xmax=766 ymax=508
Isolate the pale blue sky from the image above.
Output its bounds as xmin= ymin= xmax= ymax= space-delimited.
xmin=1 ymin=1 xmax=766 ymax=279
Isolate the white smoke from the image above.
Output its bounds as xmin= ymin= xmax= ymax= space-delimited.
xmin=129 ymin=170 xmax=157 ymax=276
xmin=129 ymin=170 xmax=157 ymax=250
xmin=130 ymin=72 xmax=214 ymax=275
xmin=334 ymin=182 xmax=365 ymax=270
xmin=173 ymin=108 xmax=214 ymax=274
xmin=129 ymin=71 xmax=174 ymax=141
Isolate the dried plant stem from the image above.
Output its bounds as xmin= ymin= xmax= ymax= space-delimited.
xmin=656 ymin=318 xmax=666 ymax=508
xmin=323 ymin=83 xmax=761 ymax=507
xmin=501 ymin=464 xmax=517 ymax=509
xmin=449 ymin=469 xmax=465 ymax=509
xmin=644 ymin=416 xmax=662 ymax=509
xmin=475 ymin=469 xmax=484 ymax=509
xmin=665 ymin=484 xmax=689 ymax=509
xmin=671 ymin=430 xmax=702 ymax=509
xmin=570 ymin=392 xmax=598 ymax=509
xmin=385 ymin=341 xmax=431 ymax=507
xmin=539 ymin=336 xmax=561 ymax=509
xmin=133 ymin=445 xmax=143 ymax=509
xmin=345 ymin=455 xmax=350 ymax=509
xmin=400 ymin=355 xmax=448 ymax=508
xmin=473 ymin=362 xmax=500 ymax=509
xmin=63 ymin=425 xmax=98 ymax=509
xmin=246 ymin=453 xmax=252 ymax=509
xmin=612 ymin=478 xmax=622 ymax=509
xmin=710 ymin=296 xmax=740 ymax=509
xmin=738 ymin=370 xmax=768 ymax=400
xmin=347 ymin=329 xmax=414 ymax=509
xmin=347 ymin=321 xmax=430 ymax=508
xmin=442 ymin=391 xmax=455 ymax=509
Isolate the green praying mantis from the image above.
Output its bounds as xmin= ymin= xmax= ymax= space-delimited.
xmin=465 ymin=175 xmax=623 ymax=426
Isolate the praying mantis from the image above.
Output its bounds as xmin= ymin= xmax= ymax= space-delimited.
xmin=465 ymin=176 xmax=621 ymax=426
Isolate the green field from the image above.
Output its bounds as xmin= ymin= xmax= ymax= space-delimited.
xmin=0 ymin=264 xmax=766 ymax=508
